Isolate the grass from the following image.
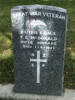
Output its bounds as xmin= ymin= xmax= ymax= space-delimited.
xmin=0 ymin=0 xmax=75 ymax=89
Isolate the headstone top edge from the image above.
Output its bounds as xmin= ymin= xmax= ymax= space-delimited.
xmin=11 ymin=4 xmax=67 ymax=13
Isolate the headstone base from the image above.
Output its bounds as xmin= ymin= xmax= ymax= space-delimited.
xmin=0 ymin=84 xmax=75 ymax=100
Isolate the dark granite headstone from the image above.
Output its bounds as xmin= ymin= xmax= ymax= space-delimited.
xmin=11 ymin=5 xmax=67 ymax=95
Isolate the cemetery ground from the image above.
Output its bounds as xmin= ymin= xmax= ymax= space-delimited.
xmin=0 ymin=0 xmax=75 ymax=97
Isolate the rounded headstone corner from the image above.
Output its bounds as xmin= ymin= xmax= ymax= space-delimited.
xmin=11 ymin=4 xmax=67 ymax=13
xmin=11 ymin=3 xmax=67 ymax=95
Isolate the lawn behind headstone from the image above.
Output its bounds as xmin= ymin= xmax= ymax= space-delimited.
xmin=0 ymin=0 xmax=75 ymax=89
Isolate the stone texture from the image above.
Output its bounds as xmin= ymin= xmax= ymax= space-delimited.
xmin=11 ymin=5 xmax=67 ymax=95
xmin=0 ymin=84 xmax=75 ymax=100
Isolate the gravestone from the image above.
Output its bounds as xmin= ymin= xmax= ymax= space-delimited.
xmin=11 ymin=5 xmax=67 ymax=95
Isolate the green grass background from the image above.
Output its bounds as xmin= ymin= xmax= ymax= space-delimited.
xmin=0 ymin=0 xmax=75 ymax=89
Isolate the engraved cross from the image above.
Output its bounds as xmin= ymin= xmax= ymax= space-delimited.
xmin=30 ymin=51 xmax=47 ymax=83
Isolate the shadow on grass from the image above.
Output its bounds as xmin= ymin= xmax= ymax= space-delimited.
xmin=64 ymin=48 xmax=75 ymax=89
xmin=0 ymin=56 xmax=14 ymax=84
